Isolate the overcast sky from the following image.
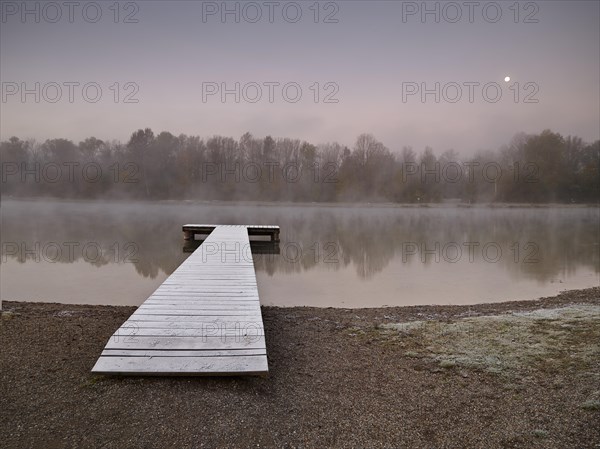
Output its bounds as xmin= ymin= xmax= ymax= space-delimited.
xmin=1 ymin=0 xmax=599 ymax=154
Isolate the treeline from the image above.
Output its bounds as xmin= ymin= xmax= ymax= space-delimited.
xmin=1 ymin=129 xmax=598 ymax=203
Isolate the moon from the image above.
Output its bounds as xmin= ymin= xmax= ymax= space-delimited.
xmin=504 ymin=76 xmax=511 ymax=82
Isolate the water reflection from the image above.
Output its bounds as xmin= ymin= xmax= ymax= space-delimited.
xmin=1 ymin=199 xmax=598 ymax=306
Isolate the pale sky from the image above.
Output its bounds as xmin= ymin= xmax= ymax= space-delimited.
xmin=1 ymin=0 xmax=599 ymax=154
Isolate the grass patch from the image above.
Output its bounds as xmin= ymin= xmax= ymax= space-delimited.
xmin=581 ymin=400 xmax=600 ymax=411
xmin=439 ymin=360 xmax=457 ymax=369
xmin=377 ymin=305 xmax=600 ymax=377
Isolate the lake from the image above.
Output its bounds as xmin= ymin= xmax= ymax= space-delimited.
xmin=1 ymin=199 xmax=598 ymax=307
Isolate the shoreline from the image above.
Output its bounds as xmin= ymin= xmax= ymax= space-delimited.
xmin=2 ymin=286 xmax=600 ymax=313
xmin=1 ymin=287 xmax=599 ymax=448
xmin=2 ymin=196 xmax=599 ymax=209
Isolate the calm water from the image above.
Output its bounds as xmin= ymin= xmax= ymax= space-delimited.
xmin=1 ymin=199 xmax=598 ymax=307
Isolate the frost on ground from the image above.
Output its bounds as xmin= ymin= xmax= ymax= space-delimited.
xmin=379 ymin=305 xmax=600 ymax=376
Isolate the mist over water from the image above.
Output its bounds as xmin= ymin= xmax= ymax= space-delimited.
xmin=1 ymin=199 xmax=598 ymax=307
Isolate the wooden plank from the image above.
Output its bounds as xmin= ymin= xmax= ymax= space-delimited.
xmin=151 ymin=290 xmax=258 ymax=294
xmin=104 ymin=336 xmax=265 ymax=350
xmin=159 ymin=275 xmax=255 ymax=279
xmin=92 ymin=224 xmax=272 ymax=376
xmin=134 ymin=308 xmax=259 ymax=314
xmin=126 ymin=315 xmax=263 ymax=322
xmin=164 ymin=272 xmax=257 ymax=275
xmin=102 ymin=349 xmax=265 ymax=357
xmin=138 ymin=302 xmax=259 ymax=308
xmin=145 ymin=299 xmax=260 ymax=303
xmin=109 ymin=328 xmax=264 ymax=337
xmin=144 ymin=296 xmax=260 ymax=301
xmin=131 ymin=313 xmax=262 ymax=318
xmin=120 ymin=320 xmax=263 ymax=329
xmin=92 ymin=355 xmax=268 ymax=375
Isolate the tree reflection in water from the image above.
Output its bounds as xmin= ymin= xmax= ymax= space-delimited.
xmin=2 ymin=200 xmax=598 ymax=284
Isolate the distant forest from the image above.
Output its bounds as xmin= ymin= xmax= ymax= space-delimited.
xmin=1 ymin=129 xmax=598 ymax=203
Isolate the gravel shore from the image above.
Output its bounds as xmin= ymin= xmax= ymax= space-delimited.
xmin=1 ymin=288 xmax=599 ymax=449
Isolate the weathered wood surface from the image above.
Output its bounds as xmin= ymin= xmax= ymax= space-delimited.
xmin=183 ymin=224 xmax=280 ymax=242
xmin=92 ymin=225 xmax=270 ymax=376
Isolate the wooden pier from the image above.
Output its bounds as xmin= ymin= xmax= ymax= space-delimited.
xmin=92 ymin=224 xmax=279 ymax=376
